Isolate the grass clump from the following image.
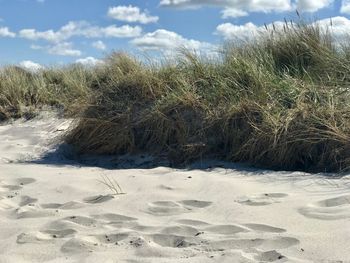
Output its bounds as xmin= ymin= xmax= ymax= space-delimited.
xmin=66 ymin=21 xmax=350 ymax=173
xmin=1 ymin=19 xmax=350 ymax=173
xmin=0 ymin=64 xmax=94 ymax=121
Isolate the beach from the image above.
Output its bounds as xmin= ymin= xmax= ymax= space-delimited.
xmin=0 ymin=115 xmax=349 ymax=262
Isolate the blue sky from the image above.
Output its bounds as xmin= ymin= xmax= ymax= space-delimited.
xmin=0 ymin=0 xmax=349 ymax=68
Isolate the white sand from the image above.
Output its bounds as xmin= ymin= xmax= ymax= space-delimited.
xmin=0 ymin=114 xmax=350 ymax=263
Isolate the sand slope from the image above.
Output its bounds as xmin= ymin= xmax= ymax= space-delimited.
xmin=0 ymin=114 xmax=350 ymax=262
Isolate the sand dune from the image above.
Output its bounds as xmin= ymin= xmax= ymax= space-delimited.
xmin=0 ymin=114 xmax=350 ymax=262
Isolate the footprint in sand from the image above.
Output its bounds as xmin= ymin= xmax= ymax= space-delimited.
xmin=0 ymin=196 xmax=17 ymax=210
xmin=210 ymin=236 xmax=299 ymax=251
xmin=61 ymin=236 xmax=101 ymax=254
xmin=95 ymin=232 xmax=130 ymax=244
xmin=92 ymin=213 xmax=140 ymax=231
xmin=243 ymin=223 xmax=286 ymax=233
xmin=0 ymin=194 xmax=37 ymax=210
xmin=92 ymin=213 xmax=137 ymax=223
xmin=17 ymin=229 xmax=76 ymax=244
xmin=17 ymin=232 xmax=54 ymax=244
xmin=131 ymin=224 xmax=160 ymax=233
xmin=19 ymin=196 xmax=38 ymax=206
xmin=157 ymin=184 xmax=175 ymax=191
xmin=0 ymin=178 xmax=37 ymax=211
xmin=254 ymin=250 xmax=285 ymax=262
xmin=41 ymin=201 xmax=84 ymax=210
xmin=160 ymin=225 xmax=200 ymax=236
xmin=63 ymin=216 xmax=98 ymax=227
xmin=178 ymin=200 xmax=212 ymax=208
xmin=43 ymin=228 xmax=77 ymax=238
xmin=92 ymin=213 xmax=138 ymax=228
xmin=15 ymin=177 xmax=36 ymax=186
xmin=150 ymin=233 xmax=197 ymax=248
xmin=258 ymin=236 xmax=300 ymax=250
xmin=0 ymin=184 xmax=22 ymax=192
xmin=146 ymin=200 xmax=212 ymax=216
xmin=0 ymin=182 xmax=22 ymax=206
xmin=299 ymin=194 xmax=350 ymax=220
xmin=0 ymin=178 xmax=35 ymax=193
xmin=176 ymin=219 xmax=211 ymax=226
xmin=45 ymin=220 xmax=81 ymax=233
xmin=236 ymin=193 xmax=288 ymax=206
xmin=204 ymin=225 xmax=249 ymax=235
xmin=147 ymin=201 xmax=186 ymax=216
xmin=14 ymin=204 xmax=56 ymax=219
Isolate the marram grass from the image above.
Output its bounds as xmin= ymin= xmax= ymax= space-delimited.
xmin=2 ymin=21 xmax=350 ymax=173
xmin=0 ymin=64 xmax=93 ymax=120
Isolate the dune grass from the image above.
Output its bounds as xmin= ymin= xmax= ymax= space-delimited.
xmin=2 ymin=20 xmax=350 ymax=173
xmin=0 ymin=65 xmax=93 ymax=121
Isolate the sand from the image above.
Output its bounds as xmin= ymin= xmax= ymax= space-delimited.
xmin=0 ymin=113 xmax=350 ymax=263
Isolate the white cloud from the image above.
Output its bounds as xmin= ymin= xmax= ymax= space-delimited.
xmin=0 ymin=27 xmax=15 ymax=37
xmin=216 ymin=16 xmax=350 ymax=43
xmin=131 ymin=29 xmax=217 ymax=55
xmin=160 ymin=0 xmax=292 ymax=13
xmin=221 ymin=8 xmax=248 ymax=18
xmin=19 ymin=28 xmax=60 ymax=42
xmin=108 ymin=5 xmax=159 ymax=24
xmin=19 ymin=21 xmax=142 ymax=43
xmin=48 ymin=42 xmax=81 ymax=56
xmin=48 ymin=42 xmax=82 ymax=56
xmin=30 ymin=44 xmax=43 ymax=50
xmin=92 ymin=40 xmax=106 ymax=50
xmin=216 ymin=22 xmax=265 ymax=41
xmin=341 ymin=0 xmax=350 ymax=14
xmin=30 ymin=42 xmax=81 ymax=56
xmin=99 ymin=24 xmax=142 ymax=38
xmin=160 ymin=0 xmax=338 ymax=15
xmin=75 ymin=57 xmax=104 ymax=66
xmin=316 ymin=16 xmax=350 ymax=41
xmin=296 ymin=0 xmax=334 ymax=12
xmin=19 ymin=60 xmax=43 ymax=72
xmin=216 ymin=20 xmax=294 ymax=41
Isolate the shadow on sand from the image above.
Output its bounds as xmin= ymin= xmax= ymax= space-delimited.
xmin=28 ymin=142 xmax=348 ymax=183
xmin=30 ymin=142 xmax=272 ymax=172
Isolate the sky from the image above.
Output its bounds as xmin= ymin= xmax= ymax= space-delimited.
xmin=0 ymin=0 xmax=350 ymax=69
